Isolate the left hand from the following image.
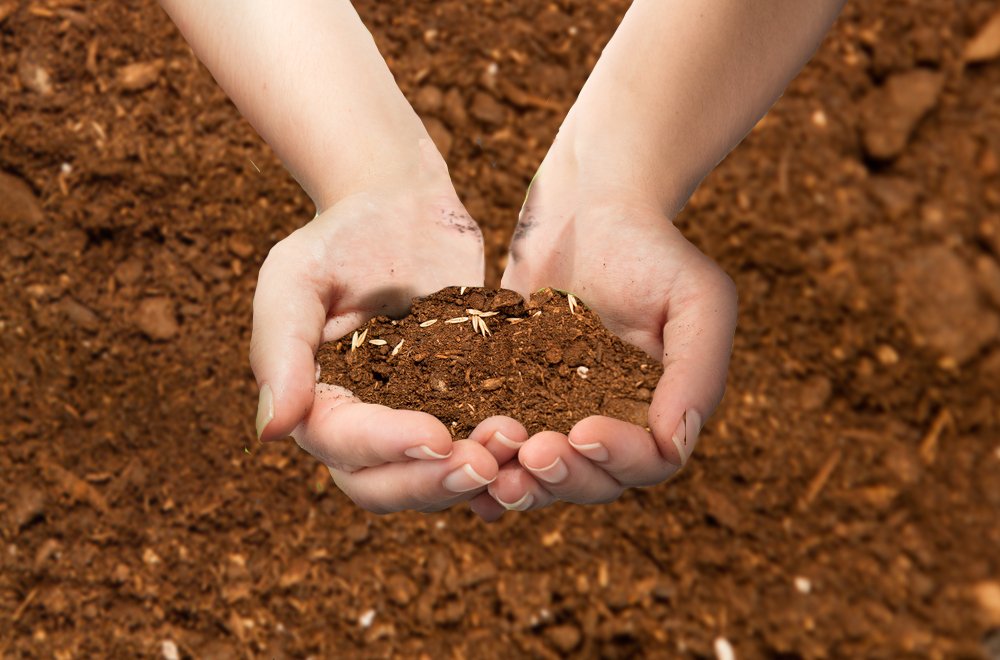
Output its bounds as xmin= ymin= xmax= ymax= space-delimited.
xmin=468 ymin=173 xmax=738 ymax=521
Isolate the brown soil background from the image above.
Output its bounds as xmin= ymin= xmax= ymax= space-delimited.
xmin=2 ymin=1 xmax=999 ymax=658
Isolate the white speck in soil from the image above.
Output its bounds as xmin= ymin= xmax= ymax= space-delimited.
xmin=714 ymin=637 xmax=736 ymax=660
xmin=161 ymin=640 xmax=179 ymax=660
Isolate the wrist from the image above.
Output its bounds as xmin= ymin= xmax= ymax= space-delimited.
xmin=528 ymin=119 xmax=673 ymax=222
xmin=321 ymin=130 xmax=459 ymax=211
xmin=536 ymin=111 xmax=695 ymax=221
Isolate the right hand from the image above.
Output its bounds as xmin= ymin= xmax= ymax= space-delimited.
xmin=469 ymin=160 xmax=738 ymax=520
xmin=250 ymin=148 xmax=525 ymax=513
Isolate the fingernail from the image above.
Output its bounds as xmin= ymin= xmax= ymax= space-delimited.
xmin=442 ymin=464 xmax=494 ymax=493
xmin=255 ymin=384 xmax=274 ymax=440
xmin=669 ymin=409 xmax=702 ymax=467
xmin=496 ymin=492 xmax=534 ymax=511
xmin=404 ymin=444 xmax=453 ymax=460
xmin=526 ymin=456 xmax=568 ymax=484
xmin=568 ymin=439 xmax=609 ymax=462
xmin=492 ymin=431 xmax=524 ymax=450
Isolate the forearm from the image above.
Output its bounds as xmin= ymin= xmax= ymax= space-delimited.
xmin=547 ymin=0 xmax=845 ymax=216
xmin=159 ymin=0 xmax=430 ymax=210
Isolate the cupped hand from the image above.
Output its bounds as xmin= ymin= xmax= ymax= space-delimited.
xmin=471 ymin=177 xmax=737 ymax=519
xmin=250 ymin=143 xmax=519 ymax=513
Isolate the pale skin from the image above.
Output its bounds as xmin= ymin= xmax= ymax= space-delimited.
xmin=159 ymin=0 xmax=845 ymax=519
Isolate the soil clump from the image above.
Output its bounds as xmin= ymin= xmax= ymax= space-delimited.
xmin=317 ymin=287 xmax=661 ymax=437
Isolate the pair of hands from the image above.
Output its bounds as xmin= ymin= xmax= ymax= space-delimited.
xmin=252 ymin=139 xmax=737 ymax=522
xmin=156 ymin=0 xmax=837 ymax=519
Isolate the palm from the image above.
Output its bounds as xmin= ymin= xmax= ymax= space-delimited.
xmin=275 ymin=190 xmax=486 ymax=344
xmin=469 ymin=197 xmax=737 ymax=520
xmin=252 ymin=183 xmax=530 ymax=515
xmin=505 ymin=205 xmax=689 ymax=353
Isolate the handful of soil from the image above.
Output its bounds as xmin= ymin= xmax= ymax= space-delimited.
xmin=316 ymin=287 xmax=663 ymax=438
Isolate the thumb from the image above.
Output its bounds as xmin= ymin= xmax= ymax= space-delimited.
xmin=648 ymin=260 xmax=737 ymax=467
xmin=250 ymin=237 xmax=347 ymax=441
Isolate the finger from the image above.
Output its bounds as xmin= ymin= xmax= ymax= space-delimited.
xmin=330 ymin=439 xmax=498 ymax=514
xmin=516 ymin=431 xmax=623 ymax=505
xmin=568 ymin=416 xmax=680 ymax=487
xmin=649 ymin=259 xmax=738 ymax=467
xmin=293 ymin=383 xmax=455 ymax=469
xmin=250 ymin=234 xmax=336 ymax=441
xmin=467 ymin=415 xmax=529 ymax=464
xmin=469 ymin=492 xmax=506 ymax=522
xmin=487 ymin=460 xmax=557 ymax=512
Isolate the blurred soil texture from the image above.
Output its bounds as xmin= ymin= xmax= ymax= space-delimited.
xmin=1 ymin=1 xmax=999 ymax=658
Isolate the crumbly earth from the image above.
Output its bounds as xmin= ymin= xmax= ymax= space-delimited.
xmin=1 ymin=1 xmax=1000 ymax=658
xmin=318 ymin=287 xmax=663 ymax=438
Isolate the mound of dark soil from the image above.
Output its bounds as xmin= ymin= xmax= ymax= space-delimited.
xmin=317 ymin=287 xmax=662 ymax=437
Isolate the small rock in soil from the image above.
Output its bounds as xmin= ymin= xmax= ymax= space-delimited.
xmin=861 ymin=69 xmax=944 ymax=161
xmin=413 ymin=85 xmax=444 ymax=114
xmin=869 ymin=176 xmax=919 ymax=220
xmin=117 ymin=60 xmax=163 ymax=92
xmin=0 ymin=171 xmax=44 ymax=226
xmin=964 ymin=10 xmax=1000 ymax=63
xmin=135 ymin=296 xmax=180 ymax=341
xmin=33 ymin=538 xmax=61 ymax=569
xmin=895 ymin=246 xmax=999 ymax=364
xmin=317 ymin=287 xmax=662 ymax=437
xmin=441 ymin=87 xmax=467 ymax=127
xmin=8 ymin=487 xmax=46 ymax=532
xmin=882 ymin=445 xmax=922 ymax=486
xmin=546 ymin=624 xmax=581 ymax=653
xmin=470 ymin=91 xmax=506 ymax=126
xmin=114 ymin=259 xmax=145 ymax=286
xmin=17 ymin=52 xmax=53 ymax=95
xmin=703 ymin=488 xmax=742 ymax=531
xmin=226 ymin=236 xmax=254 ymax=259
xmin=56 ymin=297 xmax=99 ymax=331
xmin=385 ymin=574 xmax=418 ymax=606
xmin=799 ymin=374 xmax=833 ymax=411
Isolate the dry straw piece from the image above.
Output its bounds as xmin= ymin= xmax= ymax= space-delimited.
xmin=471 ymin=315 xmax=492 ymax=337
xmin=349 ymin=329 xmax=369 ymax=351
